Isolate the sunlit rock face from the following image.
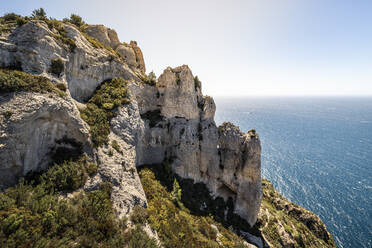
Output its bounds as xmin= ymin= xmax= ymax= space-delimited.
xmin=0 ymin=20 xmax=261 ymax=227
xmin=0 ymin=20 xmax=142 ymax=102
xmin=0 ymin=93 xmax=91 ymax=189
xmin=83 ymin=24 xmax=146 ymax=73
xmin=134 ymin=65 xmax=262 ymax=227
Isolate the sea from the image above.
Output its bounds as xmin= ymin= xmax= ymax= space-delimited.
xmin=214 ymin=96 xmax=372 ymax=248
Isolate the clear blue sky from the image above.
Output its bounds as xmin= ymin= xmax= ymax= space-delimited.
xmin=2 ymin=0 xmax=372 ymax=96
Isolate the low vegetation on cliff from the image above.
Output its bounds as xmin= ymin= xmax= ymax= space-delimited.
xmin=139 ymin=163 xmax=254 ymax=248
xmin=257 ymin=179 xmax=336 ymax=248
xmin=80 ymin=78 xmax=130 ymax=147
xmin=0 ymin=155 xmax=158 ymax=248
xmin=0 ymin=69 xmax=66 ymax=97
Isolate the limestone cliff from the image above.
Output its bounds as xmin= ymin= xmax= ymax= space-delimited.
xmin=0 ymin=14 xmax=335 ymax=248
xmin=0 ymin=18 xmax=261 ymax=228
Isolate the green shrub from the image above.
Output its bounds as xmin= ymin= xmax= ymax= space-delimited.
xmin=55 ymin=83 xmax=67 ymax=91
xmin=50 ymin=58 xmax=64 ymax=77
xmin=80 ymin=78 xmax=130 ymax=147
xmin=0 ymin=68 xmax=66 ymax=97
xmin=0 ymin=155 xmax=158 ymax=247
xmin=130 ymin=205 xmax=148 ymax=224
xmin=143 ymin=71 xmax=157 ymax=86
xmin=171 ymin=179 xmax=182 ymax=204
xmin=138 ymin=165 xmax=251 ymax=248
xmin=89 ymin=78 xmax=130 ymax=109
xmin=26 ymin=155 xmax=97 ymax=193
xmin=80 ymin=103 xmax=111 ymax=147
xmin=68 ymin=14 xmax=85 ymax=27
xmin=86 ymin=162 xmax=98 ymax=176
xmin=3 ymin=13 xmax=21 ymax=22
xmin=39 ymin=159 xmax=87 ymax=192
xmin=16 ymin=17 xmax=27 ymax=26
xmin=128 ymin=225 xmax=159 ymax=248
xmin=0 ymin=12 xmax=28 ymax=27
xmin=31 ymin=8 xmax=47 ymax=20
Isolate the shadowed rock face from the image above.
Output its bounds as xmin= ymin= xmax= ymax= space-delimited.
xmin=0 ymin=20 xmax=261 ymax=228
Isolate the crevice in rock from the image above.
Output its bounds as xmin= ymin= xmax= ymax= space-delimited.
xmin=140 ymin=109 xmax=164 ymax=128
xmin=50 ymin=136 xmax=83 ymax=164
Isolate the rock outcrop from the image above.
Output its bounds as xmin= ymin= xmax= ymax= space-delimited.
xmin=218 ymin=123 xmax=262 ymax=226
xmin=85 ymin=98 xmax=148 ymax=218
xmin=0 ymin=18 xmax=260 ymax=232
xmin=0 ymin=92 xmax=90 ymax=189
xmin=83 ymin=24 xmax=146 ymax=73
xmin=0 ymin=20 xmax=142 ymax=102
xmin=134 ymin=65 xmax=262 ymax=226
xmin=258 ymin=179 xmax=337 ymax=248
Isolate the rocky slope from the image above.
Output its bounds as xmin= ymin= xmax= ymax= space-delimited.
xmin=0 ymin=12 xmax=336 ymax=247
xmin=257 ymin=180 xmax=336 ymax=248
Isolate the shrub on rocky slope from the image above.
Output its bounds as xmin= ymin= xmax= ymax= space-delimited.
xmin=0 ymin=69 xmax=65 ymax=97
xmin=257 ymin=179 xmax=337 ymax=248
xmin=0 ymin=156 xmax=157 ymax=248
xmin=79 ymin=78 xmax=130 ymax=147
xmin=139 ymin=165 xmax=253 ymax=248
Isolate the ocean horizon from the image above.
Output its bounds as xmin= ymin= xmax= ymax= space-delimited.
xmin=214 ymin=96 xmax=372 ymax=248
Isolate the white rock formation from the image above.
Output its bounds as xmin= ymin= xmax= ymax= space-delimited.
xmin=0 ymin=92 xmax=91 ymax=189
xmin=0 ymin=20 xmax=141 ymax=102
xmin=0 ymin=20 xmax=262 ymax=227
xmin=134 ymin=65 xmax=262 ymax=226
xmin=83 ymin=24 xmax=146 ymax=73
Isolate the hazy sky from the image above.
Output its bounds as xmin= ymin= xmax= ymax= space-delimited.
xmin=2 ymin=0 xmax=372 ymax=96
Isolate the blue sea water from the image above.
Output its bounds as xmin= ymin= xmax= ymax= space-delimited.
xmin=214 ymin=97 xmax=372 ymax=248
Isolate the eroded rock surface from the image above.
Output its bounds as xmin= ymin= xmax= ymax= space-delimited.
xmin=134 ymin=65 xmax=262 ymax=227
xmin=0 ymin=20 xmax=262 ymax=229
xmin=0 ymin=20 xmax=142 ymax=102
xmin=0 ymin=92 xmax=90 ymax=189
xmin=83 ymin=24 xmax=146 ymax=73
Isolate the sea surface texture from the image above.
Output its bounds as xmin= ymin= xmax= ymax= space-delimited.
xmin=214 ymin=97 xmax=372 ymax=248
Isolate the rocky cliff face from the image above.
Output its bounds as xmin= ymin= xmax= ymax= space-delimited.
xmin=0 ymin=18 xmax=261 ymax=228
xmin=132 ymin=65 xmax=262 ymax=226
xmin=0 ymin=16 xmax=336 ymax=248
